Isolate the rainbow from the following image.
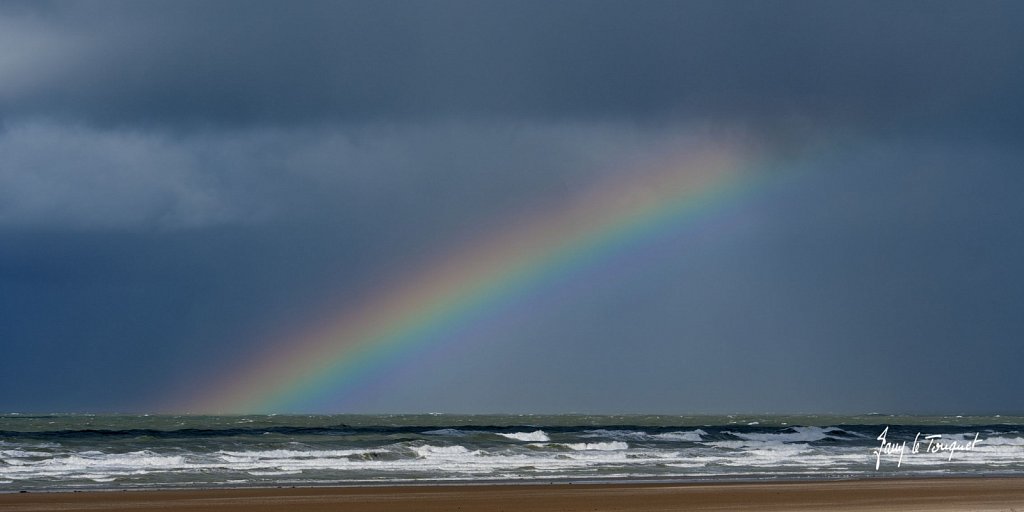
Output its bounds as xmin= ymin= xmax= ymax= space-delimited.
xmin=185 ymin=139 xmax=778 ymax=413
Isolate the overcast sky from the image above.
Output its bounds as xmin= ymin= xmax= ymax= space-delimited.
xmin=2 ymin=0 xmax=1022 ymax=414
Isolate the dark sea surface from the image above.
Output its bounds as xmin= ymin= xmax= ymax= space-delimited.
xmin=1 ymin=414 xmax=1021 ymax=491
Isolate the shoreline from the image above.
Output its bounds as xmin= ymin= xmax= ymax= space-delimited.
xmin=4 ymin=471 xmax=1024 ymax=494
xmin=3 ymin=477 xmax=1024 ymax=511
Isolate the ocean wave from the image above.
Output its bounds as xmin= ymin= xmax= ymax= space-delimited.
xmin=411 ymin=445 xmax=478 ymax=458
xmin=698 ymin=442 xmax=819 ymax=467
xmin=80 ymin=474 xmax=117 ymax=483
xmin=0 ymin=441 xmax=61 ymax=449
xmin=726 ymin=426 xmax=848 ymax=443
xmin=560 ymin=442 xmax=629 ymax=451
xmin=583 ymin=429 xmax=705 ymax=442
xmin=49 ymin=451 xmax=187 ymax=469
xmin=978 ymin=436 xmax=1024 ymax=446
xmin=3 ymin=415 xmax=1021 ymax=490
xmin=217 ymin=449 xmax=369 ymax=460
xmin=0 ymin=451 xmax=190 ymax=483
xmin=498 ymin=430 xmax=550 ymax=442
xmin=652 ymin=431 xmax=706 ymax=442
xmin=246 ymin=469 xmax=303 ymax=476
xmin=421 ymin=428 xmax=468 ymax=436
xmin=0 ymin=450 xmax=52 ymax=458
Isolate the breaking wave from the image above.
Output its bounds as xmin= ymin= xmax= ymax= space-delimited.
xmin=498 ymin=430 xmax=550 ymax=442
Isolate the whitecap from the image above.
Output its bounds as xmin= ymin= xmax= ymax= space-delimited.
xmin=651 ymin=430 xmax=706 ymax=442
xmin=80 ymin=474 xmax=117 ymax=483
xmin=411 ymin=445 xmax=476 ymax=458
xmin=978 ymin=436 xmax=1024 ymax=446
xmin=0 ymin=450 xmax=52 ymax=458
xmin=498 ymin=430 xmax=550 ymax=442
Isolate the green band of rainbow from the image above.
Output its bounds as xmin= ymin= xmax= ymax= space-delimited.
xmin=184 ymin=141 xmax=774 ymax=413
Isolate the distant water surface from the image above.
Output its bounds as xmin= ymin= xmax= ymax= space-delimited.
xmin=1 ymin=414 xmax=1021 ymax=491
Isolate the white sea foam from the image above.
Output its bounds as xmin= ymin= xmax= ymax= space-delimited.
xmin=411 ymin=445 xmax=476 ymax=458
xmin=45 ymin=452 xmax=188 ymax=470
xmin=978 ymin=436 xmax=1024 ymax=446
xmin=730 ymin=444 xmax=817 ymax=466
xmin=0 ymin=451 xmax=193 ymax=484
xmin=652 ymin=431 xmax=706 ymax=442
xmin=498 ymin=430 xmax=550 ymax=442
xmin=81 ymin=474 xmax=117 ymax=483
xmin=1 ymin=458 xmax=32 ymax=466
xmin=0 ymin=450 xmax=52 ymax=458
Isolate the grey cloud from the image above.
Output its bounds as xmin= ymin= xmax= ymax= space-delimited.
xmin=0 ymin=119 xmax=725 ymax=230
xmin=1 ymin=0 xmax=1021 ymax=137
xmin=0 ymin=122 xmax=236 ymax=229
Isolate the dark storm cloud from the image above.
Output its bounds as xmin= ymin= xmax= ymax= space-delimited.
xmin=1 ymin=0 xmax=1022 ymax=135
xmin=2 ymin=1 xmax=1023 ymax=414
xmin=4 ymin=0 xmax=1020 ymax=229
xmin=0 ymin=119 xmax=691 ymax=228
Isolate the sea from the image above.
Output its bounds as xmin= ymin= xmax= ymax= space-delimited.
xmin=1 ymin=414 xmax=1021 ymax=492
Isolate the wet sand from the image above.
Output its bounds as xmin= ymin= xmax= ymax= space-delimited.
xmin=2 ymin=477 xmax=1023 ymax=511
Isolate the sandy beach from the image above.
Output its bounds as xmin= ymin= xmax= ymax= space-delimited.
xmin=2 ymin=478 xmax=1023 ymax=512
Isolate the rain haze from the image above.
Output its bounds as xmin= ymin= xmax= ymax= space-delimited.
xmin=1 ymin=0 xmax=1022 ymax=414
